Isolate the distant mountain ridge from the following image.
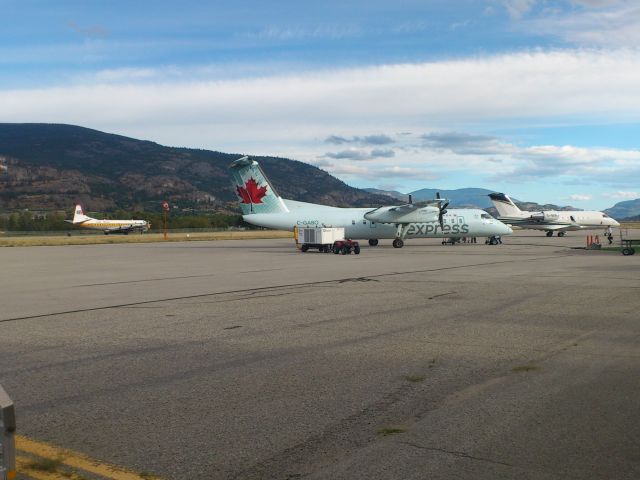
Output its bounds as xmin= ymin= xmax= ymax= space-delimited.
xmin=604 ymin=199 xmax=640 ymax=220
xmin=2 ymin=124 xmax=635 ymax=217
xmin=0 ymin=123 xmax=392 ymax=212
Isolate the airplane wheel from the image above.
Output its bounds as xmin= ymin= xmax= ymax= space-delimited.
xmin=558 ymin=232 xmax=565 ymax=237
xmin=392 ymin=238 xmax=404 ymax=248
xmin=104 ymin=232 xmax=109 ymax=235
xmin=489 ymin=237 xmax=498 ymax=245
xmin=368 ymin=239 xmax=379 ymax=246
xmin=546 ymin=231 xmax=553 ymax=237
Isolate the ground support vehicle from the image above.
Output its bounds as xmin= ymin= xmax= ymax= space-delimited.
xmin=332 ymin=239 xmax=360 ymax=255
xmin=298 ymin=227 xmax=345 ymax=253
xmin=621 ymin=238 xmax=639 ymax=256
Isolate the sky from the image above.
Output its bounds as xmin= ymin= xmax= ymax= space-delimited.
xmin=2 ymin=0 xmax=640 ymax=209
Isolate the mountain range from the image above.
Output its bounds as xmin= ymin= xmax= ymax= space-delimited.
xmin=603 ymin=199 xmax=640 ymax=220
xmin=0 ymin=123 xmax=391 ymax=212
xmin=0 ymin=123 xmax=637 ymax=219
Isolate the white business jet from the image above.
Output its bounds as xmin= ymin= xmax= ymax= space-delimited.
xmin=229 ymin=157 xmax=512 ymax=247
xmin=489 ymin=193 xmax=619 ymax=237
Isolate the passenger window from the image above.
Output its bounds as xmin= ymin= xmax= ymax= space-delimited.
xmin=363 ymin=220 xmax=366 ymax=224
xmin=459 ymin=217 xmax=463 ymax=224
xmin=352 ymin=220 xmax=355 ymax=225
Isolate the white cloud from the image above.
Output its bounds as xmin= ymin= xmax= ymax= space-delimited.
xmin=320 ymin=162 xmax=436 ymax=181
xmin=247 ymin=24 xmax=361 ymax=41
xmin=325 ymin=134 xmax=395 ymax=145
xmin=604 ymin=191 xmax=640 ymax=199
xmin=502 ymin=0 xmax=538 ymax=19
xmin=322 ymin=147 xmax=395 ymax=161
xmin=516 ymin=1 xmax=640 ymax=47
xmin=567 ymin=194 xmax=593 ymax=201
xmin=4 ymin=49 xmax=640 ymax=140
xmin=570 ymin=0 xmax=621 ymax=7
xmin=2 ymin=49 xmax=640 ymax=196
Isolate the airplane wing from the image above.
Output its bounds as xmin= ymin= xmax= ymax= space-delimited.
xmin=364 ymin=204 xmax=439 ymax=224
xmin=544 ymin=224 xmax=578 ymax=231
xmin=105 ymin=225 xmax=137 ymax=233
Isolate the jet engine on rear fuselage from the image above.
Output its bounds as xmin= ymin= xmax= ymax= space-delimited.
xmin=530 ymin=211 xmax=560 ymax=222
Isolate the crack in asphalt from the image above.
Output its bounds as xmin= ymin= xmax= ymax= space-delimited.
xmin=400 ymin=441 xmax=514 ymax=467
xmin=0 ymin=254 xmax=574 ymax=324
xmin=399 ymin=441 xmax=587 ymax=480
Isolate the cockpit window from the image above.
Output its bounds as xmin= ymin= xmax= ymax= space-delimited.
xmin=602 ymin=213 xmax=609 ymax=218
xmin=481 ymin=213 xmax=492 ymax=219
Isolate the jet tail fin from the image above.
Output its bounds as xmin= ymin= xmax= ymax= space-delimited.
xmin=488 ymin=193 xmax=524 ymax=218
xmin=72 ymin=204 xmax=91 ymax=224
xmin=228 ymin=157 xmax=289 ymax=215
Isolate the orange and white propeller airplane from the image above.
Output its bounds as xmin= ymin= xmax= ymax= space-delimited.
xmin=65 ymin=204 xmax=149 ymax=235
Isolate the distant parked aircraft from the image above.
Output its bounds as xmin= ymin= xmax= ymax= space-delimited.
xmin=489 ymin=193 xmax=619 ymax=237
xmin=65 ymin=205 xmax=149 ymax=234
xmin=229 ymin=157 xmax=512 ymax=248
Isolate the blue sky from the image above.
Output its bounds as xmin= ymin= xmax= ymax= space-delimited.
xmin=2 ymin=0 xmax=640 ymax=209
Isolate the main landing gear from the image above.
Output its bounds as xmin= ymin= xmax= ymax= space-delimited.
xmin=392 ymin=224 xmax=409 ymax=248
xmin=546 ymin=231 xmax=553 ymax=237
xmin=558 ymin=232 xmax=566 ymax=237
xmin=368 ymin=239 xmax=379 ymax=246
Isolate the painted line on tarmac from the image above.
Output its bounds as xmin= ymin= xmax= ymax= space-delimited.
xmin=0 ymin=254 xmax=574 ymax=324
xmin=16 ymin=435 xmax=159 ymax=480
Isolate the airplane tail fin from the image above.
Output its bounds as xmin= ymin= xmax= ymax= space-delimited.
xmin=228 ymin=157 xmax=289 ymax=215
xmin=488 ymin=193 xmax=524 ymax=218
xmin=72 ymin=204 xmax=91 ymax=224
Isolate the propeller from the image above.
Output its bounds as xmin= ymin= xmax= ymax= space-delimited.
xmin=436 ymin=192 xmax=449 ymax=229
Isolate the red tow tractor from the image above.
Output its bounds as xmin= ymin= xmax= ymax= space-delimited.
xmin=332 ymin=238 xmax=360 ymax=255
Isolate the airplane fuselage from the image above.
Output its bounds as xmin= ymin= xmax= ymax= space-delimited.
xmin=499 ymin=210 xmax=619 ymax=232
xmin=244 ymin=200 xmax=511 ymax=239
xmin=73 ymin=219 xmax=149 ymax=233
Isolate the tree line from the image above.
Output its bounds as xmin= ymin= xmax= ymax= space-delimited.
xmin=0 ymin=211 xmax=247 ymax=231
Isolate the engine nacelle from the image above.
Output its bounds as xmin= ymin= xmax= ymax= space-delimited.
xmin=531 ymin=211 xmax=559 ymax=222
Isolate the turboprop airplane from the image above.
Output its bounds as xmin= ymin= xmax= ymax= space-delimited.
xmin=488 ymin=193 xmax=619 ymax=237
xmin=229 ymin=157 xmax=512 ymax=247
xmin=65 ymin=205 xmax=149 ymax=234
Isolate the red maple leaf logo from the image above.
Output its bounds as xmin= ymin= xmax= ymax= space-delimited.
xmin=236 ymin=178 xmax=268 ymax=204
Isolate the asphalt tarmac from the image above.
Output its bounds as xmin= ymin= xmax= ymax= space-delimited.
xmin=1 ymin=231 xmax=639 ymax=479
